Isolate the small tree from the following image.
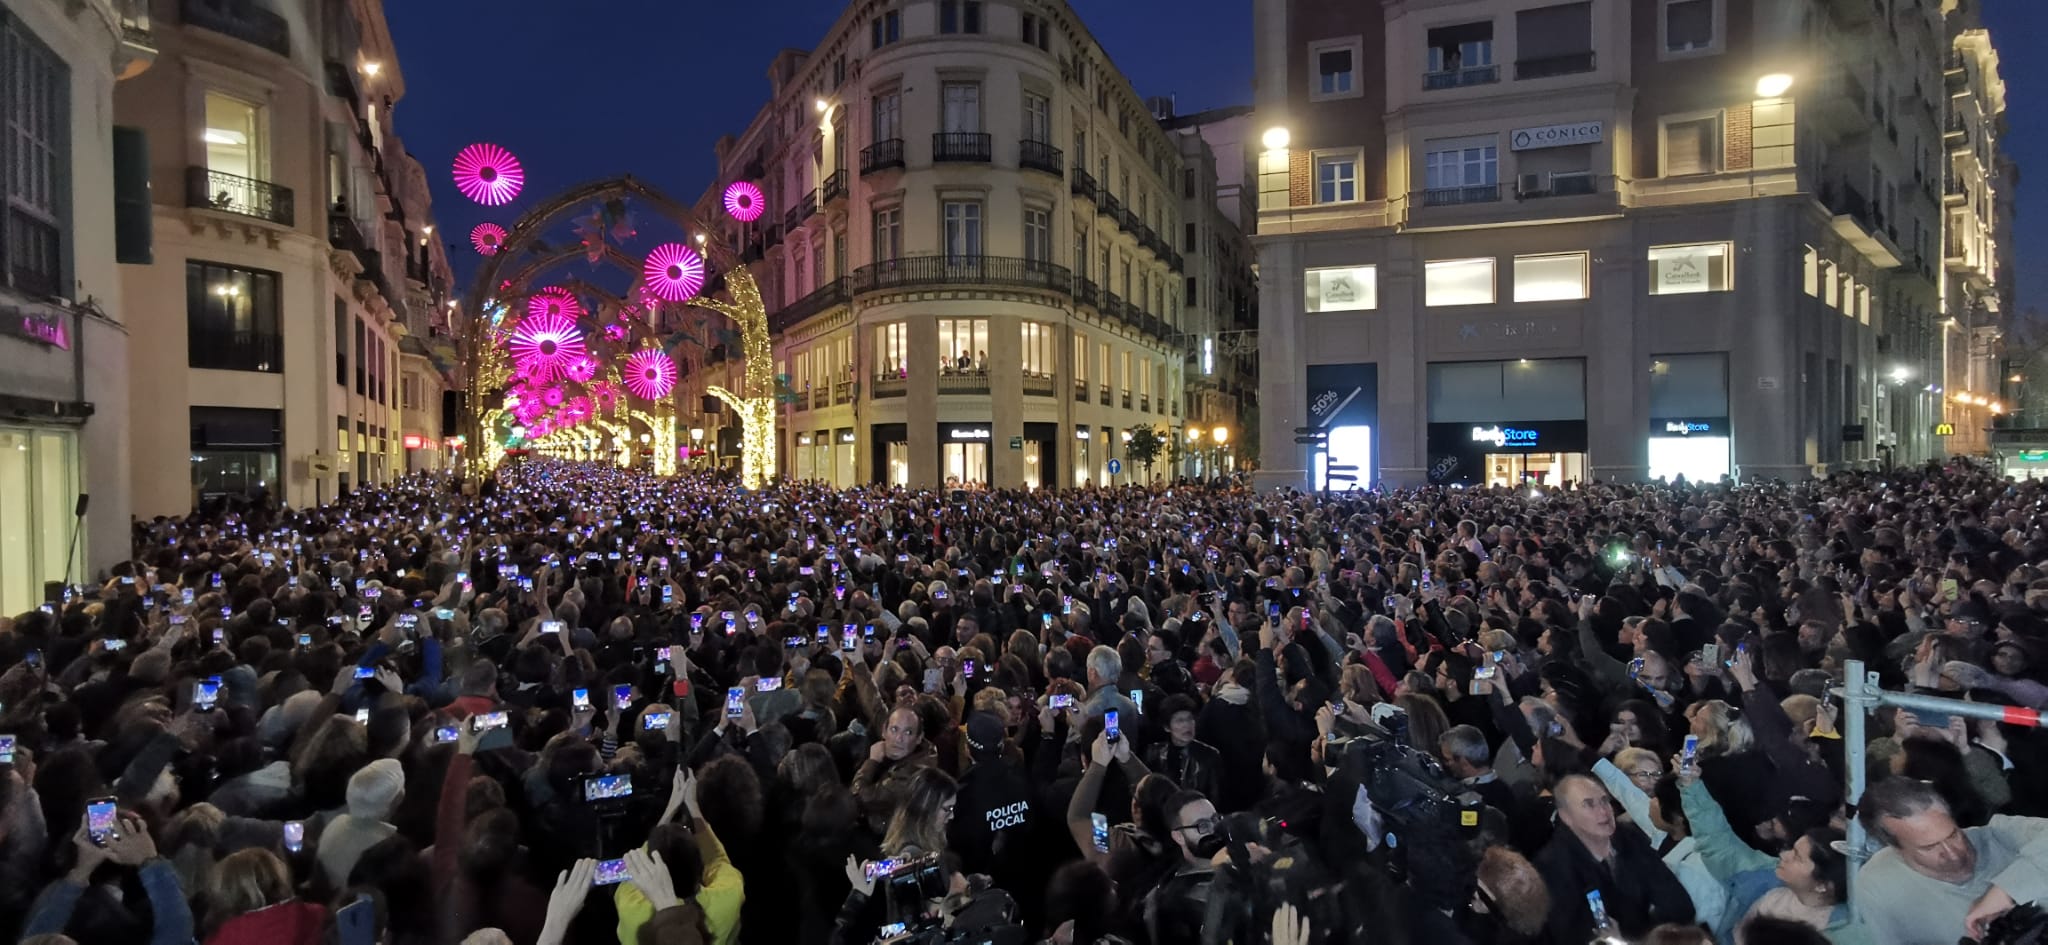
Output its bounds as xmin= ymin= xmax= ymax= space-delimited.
xmin=1125 ymin=425 xmax=1165 ymax=481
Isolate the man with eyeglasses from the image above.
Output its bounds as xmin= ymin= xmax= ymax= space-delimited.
xmin=1145 ymin=789 xmax=1224 ymax=944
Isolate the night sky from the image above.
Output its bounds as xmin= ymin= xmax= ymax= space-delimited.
xmin=386 ymin=1 xmax=2042 ymax=316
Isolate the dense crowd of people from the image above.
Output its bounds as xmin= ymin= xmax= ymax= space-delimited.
xmin=3 ymin=459 xmax=2048 ymax=945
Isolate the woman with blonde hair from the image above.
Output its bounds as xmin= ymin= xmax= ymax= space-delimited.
xmin=201 ymin=848 xmax=326 ymax=945
xmin=881 ymin=767 xmax=957 ymax=857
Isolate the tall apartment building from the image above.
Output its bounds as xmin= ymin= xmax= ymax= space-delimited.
xmin=117 ymin=0 xmax=456 ymax=517
xmin=1252 ymin=0 xmax=1958 ymax=489
xmin=712 ymin=0 xmax=1192 ymax=489
xmin=0 ymin=0 xmax=153 ymax=613
xmin=1161 ymin=104 xmax=1261 ymax=479
xmin=1938 ymin=0 xmax=2007 ymax=458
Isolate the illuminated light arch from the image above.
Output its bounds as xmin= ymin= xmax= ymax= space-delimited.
xmin=451 ymin=143 xmax=525 ymax=206
xmin=470 ymin=223 xmax=507 ymax=256
xmin=723 ymin=181 xmax=765 ymax=222
xmin=462 ymin=175 xmax=776 ymax=488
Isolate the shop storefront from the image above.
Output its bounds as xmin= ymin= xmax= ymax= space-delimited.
xmin=1306 ymin=363 xmax=1379 ymax=490
xmin=833 ymin=429 xmax=856 ymax=487
xmin=871 ymin=423 xmax=910 ymax=486
xmin=191 ymin=407 xmax=282 ymax=502
xmin=1648 ymin=354 xmax=1731 ymax=483
xmin=794 ymin=431 xmax=817 ymax=481
xmin=1073 ymin=427 xmax=1093 ymax=488
xmin=0 ymin=424 xmax=79 ymax=615
xmin=939 ymin=423 xmax=991 ymax=488
xmin=1021 ymin=423 xmax=1057 ymax=490
xmin=1648 ymin=417 xmax=1732 ymax=483
xmin=1427 ymin=420 xmax=1589 ymax=486
xmin=1991 ymin=430 xmax=2048 ymax=482
xmin=1425 ymin=360 xmax=1587 ymax=487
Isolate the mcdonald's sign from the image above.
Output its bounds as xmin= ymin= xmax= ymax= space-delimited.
xmin=1934 ymin=423 xmax=1955 ymax=437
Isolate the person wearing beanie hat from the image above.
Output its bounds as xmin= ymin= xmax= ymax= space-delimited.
xmin=316 ymin=759 xmax=404 ymax=888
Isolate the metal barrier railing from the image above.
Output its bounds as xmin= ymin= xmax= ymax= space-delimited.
xmin=1838 ymin=659 xmax=2044 ymax=922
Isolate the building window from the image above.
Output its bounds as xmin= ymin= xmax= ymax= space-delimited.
xmin=1309 ymin=37 xmax=1363 ymax=101
xmin=871 ymin=10 xmax=900 ymax=49
xmin=939 ymin=0 xmax=982 ymax=35
xmin=1514 ymin=2 xmax=1595 ymax=78
xmin=942 ymin=200 xmax=982 ymax=259
xmin=189 ymin=407 xmax=281 ymax=501
xmin=1021 ymin=13 xmax=1050 ymax=50
xmin=1426 ymin=22 xmax=1496 ymax=84
xmin=1425 ymin=258 xmax=1496 ymax=307
xmin=3 ymin=18 xmax=66 ymax=297
xmin=939 ymin=318 xmax=989 ymax=372
xmin=1648 ymin=242 xmax=1733 ymax=294
xmin=1661 ymin=114 xmax=1720 ymax=176
xmin=1305 ymin=266 xmax=1377 ymax=312
xmin=941 ymin=82 xmax=981 ymax=133
xmin=871 ymin=206 xmax=902 ymax=262
xmin=1315 ymin=153 xmax=1358 ymax=204
xmin=1513 ymin=252 xmax=1589 ymax=302
xmin=1023 ymin=91 xmax=1051 ymax=144
xmin=871 ymin=88 xmax=902 ymax=140
xmin=875 ymin=322 xmax=907 ymax=376
xmin=1073 ymin=331 xmax=1088 ymax=384
xmin=333 ymin=298 xmax=348 ymax=386
xmin=1663 ymin=0 xmax=1714 ymax=54
xmin=1023 ymin=207 xmax=1051 ymax=263
xmin=187 ymin=261 xmax=282 ymax=372
xmin=1120 ymin=350 xmax=1132 ymax=395
xmin=1424 ymin=137 xmax=1499 ymax=194
xmin=203 ymin=90 xmax=267 ymax=183
xmin=1021 ymin=321 xmax=1055 ymax=376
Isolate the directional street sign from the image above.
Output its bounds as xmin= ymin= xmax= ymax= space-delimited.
xmin=1106 ymin=458 xmax=1123 ymax=475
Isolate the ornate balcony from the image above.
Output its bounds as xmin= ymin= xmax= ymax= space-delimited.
xmin=180 ymin=0 xmax=289 ymax=56
xmin=820 ymin=169 xmax=848 ymax=205
xmin=188 ymin=165 xmax=294 ymax=226
xmin=932 ymin=132 xmax=993 ymax=163
xmin=1020 ymin=140 xmax=1064 ymax=176
xmin=861 ymin=138 xmax=905 ymax=175
xmin=852 ymin=255 xmax=1070 ymax=295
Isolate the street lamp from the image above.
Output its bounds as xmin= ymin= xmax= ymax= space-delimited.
xmin=1755 ymin=73 xmax=1794 ymax=97
xmin=1261 ymin=126 xmax=1291 ymax=151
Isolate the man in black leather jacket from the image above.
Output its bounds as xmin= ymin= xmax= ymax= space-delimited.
xmin=1141 ymin=694 xmax=1221 ymax=801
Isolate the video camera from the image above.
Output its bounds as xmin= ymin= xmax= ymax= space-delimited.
xmin=1334 ymin=733 xmax=1483 ymax=908
xmin=866 ymin=854 xmax=1027 ymax=945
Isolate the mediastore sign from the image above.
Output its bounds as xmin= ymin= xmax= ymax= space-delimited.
xmin=1649 ymin=417 xmax=1730 ymax=437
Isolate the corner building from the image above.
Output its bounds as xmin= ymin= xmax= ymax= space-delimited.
xmin=116 ymin=0 xmax=457 ymax=516
xmin=710 ymin=0 xmax=1191 ymax=490
xmin=0 ymin=0 xmax=153 ymax=613
xmin=1253 ymin=0 xmax=1964 ymax=489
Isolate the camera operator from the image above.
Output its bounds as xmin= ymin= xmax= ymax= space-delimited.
xmin=1142 ymin=790 xmax=1224 ymax=944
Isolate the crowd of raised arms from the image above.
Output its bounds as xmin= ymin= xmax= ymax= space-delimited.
xmin=4 ymin=460 xmax=2048 ymax=945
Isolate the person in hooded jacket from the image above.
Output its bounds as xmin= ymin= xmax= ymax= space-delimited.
xmin=1197 ymin=659 xmax=1265 ymax=813
xmin=948 ymin=711 xmax=1048 ymax=923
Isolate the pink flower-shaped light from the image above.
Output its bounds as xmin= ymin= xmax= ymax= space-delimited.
xmin=470 ymin=223 xmax=507 ymax=256
xmin=590 ymin=381 xmax=620 ymax=412
xmin=527 ymin=286 xmax=583 ymax=322
xmin=561 ymin=396 xmax=593 ymax=425
xmin=623 ymin=349 xmax=678 ymax=401
xmin=723 ymin=181 xmax=765 ymax=222
xmin=642 ymin=244 xmax=706 ymax=303
xmin=543 ymin=386 xmax=566 ymax=407
xmin=565 ymin=354 xmax=598 ymax=383
xmin=452 ymin=143 xmax=525 ymax=206
xmin=602 ymin=323 xmax=629 ymax=342
xmin=508 ymin=311 xmax=585 ymax=384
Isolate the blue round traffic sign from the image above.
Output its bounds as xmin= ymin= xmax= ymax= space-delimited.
xmin=1106 ymin=459 xmax=1122 ymax=475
